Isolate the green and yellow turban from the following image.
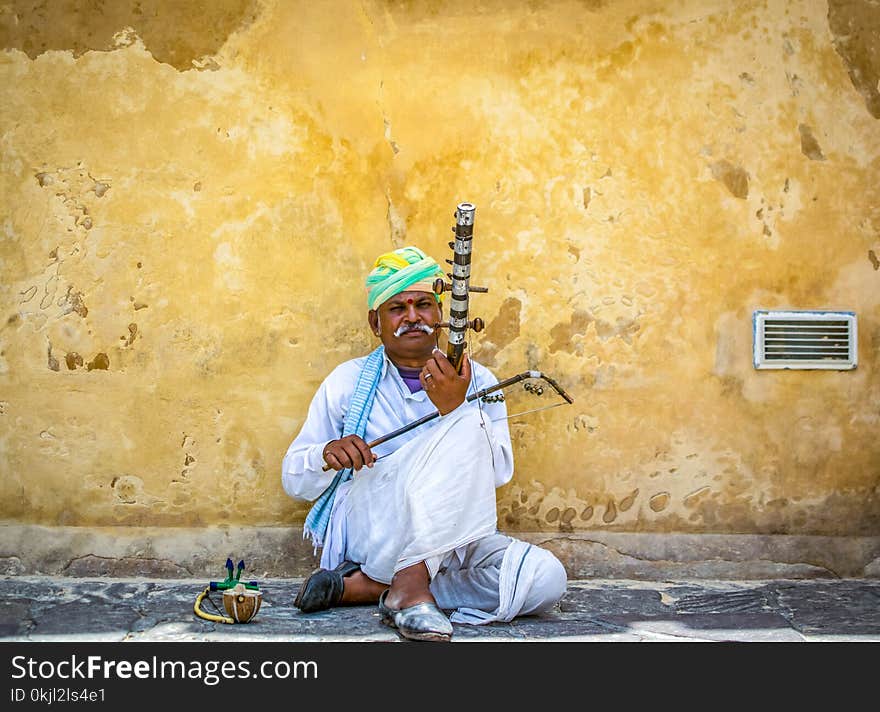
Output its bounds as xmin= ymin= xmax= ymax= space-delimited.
xmin=365 ymin=246 xmax=446 ymax=311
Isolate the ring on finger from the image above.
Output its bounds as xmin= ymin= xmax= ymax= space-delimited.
xmin=424 ymin=372 xmax=433 ymax=380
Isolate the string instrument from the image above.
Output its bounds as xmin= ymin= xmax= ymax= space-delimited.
xmin=321 ymin=201 xmax=573 ymax=472
xmin=360 ymin=369 xmax=573 ymax=452
xmin=432 ymin=202 xmax=487 ymax=373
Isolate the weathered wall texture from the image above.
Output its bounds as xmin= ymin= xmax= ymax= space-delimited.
xmin=1 ymin=1 xmax=878 ymax=546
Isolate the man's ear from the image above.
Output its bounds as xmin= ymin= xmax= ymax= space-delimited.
xmin=368 ymin=309 xmax=379 ymax=335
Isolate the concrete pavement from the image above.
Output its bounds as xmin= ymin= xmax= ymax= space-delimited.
xmin=2 ymin=575 xmax=879 ymax=642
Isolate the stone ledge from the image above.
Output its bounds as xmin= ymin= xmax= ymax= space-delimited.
xmin=520 ymin=531 xmax=880 ymax=580
xmin=1 ymin=524 xmax=878 ymax=580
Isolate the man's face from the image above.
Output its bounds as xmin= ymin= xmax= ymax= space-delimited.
xmin=369 ymin=290 xmax=442 ymax=365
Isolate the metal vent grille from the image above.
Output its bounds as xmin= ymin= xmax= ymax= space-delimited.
xmin=753 ymin=310 xmax=857 ymax=370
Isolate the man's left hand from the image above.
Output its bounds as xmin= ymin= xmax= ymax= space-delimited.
xmin=420 ymin=349 xmax=470 ymax=415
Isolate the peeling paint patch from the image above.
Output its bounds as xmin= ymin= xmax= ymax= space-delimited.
xmin=111 ymin=475 xmax=142 ymax=504
xmin=567 ymin=413 xmax=599 ymax=436
xmin=828 ymin=0 xmax=880 ymax=119
xmin=0 ymin=0 xmax=264 ymax=71
xmin=46 ymin=343 xmax=59 ymax=371
xmin=595 ymin=315 xmax=640 ymax=344
xmin=710 ymin=159 xmax=749 ymax=199
xmin=86 ymin=352 xmax=109 ymax=371
xmin=619 ymin=489 xmax=639 ymax=512
xmin=798 ymin=124 xmax=826 ymax=161
xmin=475 ymin=297 xmax=521 ymax=364
xmin=684 ymin=486 xmax=711 ymax=508
xmin=549 ymin=309 xmax=593 ymax=353
xmin=121 ymin=323 xmax=138 ymax=347
xmin=650 ymin=492 xmax=671 ymax=512
xmin=58 ymin=286 xmax=88 ymax=318
xmin=386 ymin=195 xmax=407 ymax=248
xmin=603 ymin=498 xmax=618 ymax=523
xmin=65 ymin=352 xmax=83 ymax=370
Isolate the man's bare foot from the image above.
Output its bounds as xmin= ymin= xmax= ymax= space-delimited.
xmin=340 ymin=570 xmax=388 ymax=605
xmin=382 ymin=562 xmax=436 ymax=610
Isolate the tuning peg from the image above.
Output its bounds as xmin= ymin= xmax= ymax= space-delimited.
xmin=470 ymin=318 xmax=484 ymax=332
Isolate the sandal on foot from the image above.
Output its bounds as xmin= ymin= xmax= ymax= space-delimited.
xmin=294 ymin=560 xmax=360 ymax=613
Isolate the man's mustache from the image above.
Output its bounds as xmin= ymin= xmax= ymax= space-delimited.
xmin=393 ymin=323 xmax=435 ymax=338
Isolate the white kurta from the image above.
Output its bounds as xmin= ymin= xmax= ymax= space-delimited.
xmin=281 ymin=351 xmax=514 ymax=502
xmin=338 ymin=405 xmax=500 ymax=583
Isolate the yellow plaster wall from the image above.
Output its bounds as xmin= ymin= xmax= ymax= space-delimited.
xmin=1 ymin=0 xmax=878 ymax=536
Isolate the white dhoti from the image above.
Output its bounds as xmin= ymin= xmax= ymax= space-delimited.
xmin=318 ymin=405 xmax=568 ymax=624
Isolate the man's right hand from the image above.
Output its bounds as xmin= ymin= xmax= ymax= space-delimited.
xmin=322 ymin=435 xmax=376 ymax=472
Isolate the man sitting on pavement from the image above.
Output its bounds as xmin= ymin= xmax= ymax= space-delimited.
xmin=281 ymin=245 xmax=567 ymax=641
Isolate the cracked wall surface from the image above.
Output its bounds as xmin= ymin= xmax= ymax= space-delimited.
xmin=0 ymin=0 xmax=878 ymax=539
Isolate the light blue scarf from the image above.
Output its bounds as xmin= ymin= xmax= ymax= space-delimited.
xmin=303 ymin=345 xmax=385 ymax=548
